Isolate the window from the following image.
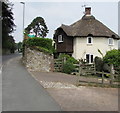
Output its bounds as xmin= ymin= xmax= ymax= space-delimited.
xmin=86 ymin=54 xmax=89 ymax=63
xmin=108 ymin=38 xmax=114 ymax=45
xmin=87 ymin=36 xmax=93 ymax=44
xmin=58 ymin=35 xmax=63 ymax=43
xmin=86 ymin=54 xmax=93 ymax=64
xmin=91 ymin=55 xmax=93 ymax=63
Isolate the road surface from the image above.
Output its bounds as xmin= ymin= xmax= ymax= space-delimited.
xmin=2 ymin=54 xmax=61 ymax=111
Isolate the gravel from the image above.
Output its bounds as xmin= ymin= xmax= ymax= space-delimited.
xmin=39 ymin=81 xmax=77 ymax=89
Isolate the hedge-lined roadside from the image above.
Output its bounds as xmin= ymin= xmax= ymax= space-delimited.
xmin=24 ymin=37 xmax=54 ymax=54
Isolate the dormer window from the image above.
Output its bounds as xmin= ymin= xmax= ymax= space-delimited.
xmin=58 ymin=35 xmax=63 ymax=43
xmin=108 ymin=38 xmax=114 ymax=45
xmin=87 ymin=36 xmax=93 ymax=44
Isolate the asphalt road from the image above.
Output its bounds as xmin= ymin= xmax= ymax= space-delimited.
xmin=1 ymin=53 xmax=22 ymax=112
xmin=2 ymin=53 xmax=21 ymax=64
xmin=2 ymin=54 xmax=61 ymax=111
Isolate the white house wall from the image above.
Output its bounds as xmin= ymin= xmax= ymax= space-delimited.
xmin=72 ymin=37 xmax=118 ymax=60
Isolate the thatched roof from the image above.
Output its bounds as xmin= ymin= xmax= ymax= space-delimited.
xmin=58 ymin=15 xmax=120 ymax=39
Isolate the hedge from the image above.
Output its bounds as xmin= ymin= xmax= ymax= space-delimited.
xmin=24 ymin=37 xmax=54 ymax=54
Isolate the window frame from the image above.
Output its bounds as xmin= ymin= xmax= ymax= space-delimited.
xmin=86 ymin=54 xmax=94 ymax=64
xmin=108 ymin=38 xmax=114 ymax=46
xmin=58 ymin=35 xmax=63 ymax=43
xmin=87 ymin=36 xmax=93 ymax=44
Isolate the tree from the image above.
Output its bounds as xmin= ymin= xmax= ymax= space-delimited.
xmin=103 ymin=49 xmax=120 ymax=67
xmin=103 ymin=49 xmax=120 ymax=74
xmin=8 ymin=35 xmax=16 ymax=53
xmin=25 ymin=17 xmax=49 ymax=38
xmin=1 ymin=1 xmax=16 ymax=52
xmin=17 ymin=42 xmax=23 ymax=52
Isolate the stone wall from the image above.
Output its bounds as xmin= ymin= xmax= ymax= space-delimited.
xmin=23 ymin=46 xmax=54 ymax=72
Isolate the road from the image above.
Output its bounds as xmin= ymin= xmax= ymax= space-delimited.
xmin=2 ymin=53 xmax=21 ymax=64
xmin=2 ymin=54 xmax=61 ymax=111
xmin=1 ymin=53 xmax=21 ymax=112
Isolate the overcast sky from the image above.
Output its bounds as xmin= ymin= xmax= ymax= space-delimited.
xmin=10 ymin=0 xmax=119 ymax=43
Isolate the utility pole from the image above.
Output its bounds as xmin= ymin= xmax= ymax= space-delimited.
xmin=20 ymin=2 xmax=25 ymax=40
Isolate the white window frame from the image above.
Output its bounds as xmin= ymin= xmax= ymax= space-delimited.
xmin=87 ymin=36 xmax=93 ymax=44
xmin=58 ymin=35 xmax=63 ymax=43
xmin=85 ymin=54 xmax=94 ymax=64
xmin=108 ymin=38 xmax=114 ymax=46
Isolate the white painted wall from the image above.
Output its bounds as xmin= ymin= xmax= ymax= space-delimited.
xmin=72 ymin=37 xmax=118 ymax=60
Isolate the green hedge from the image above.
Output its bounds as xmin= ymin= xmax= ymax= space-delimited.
xmin=26 ymin=37 xmax=52 ymax=49
xmin=24 ymin=37 xmax=54 ymax=54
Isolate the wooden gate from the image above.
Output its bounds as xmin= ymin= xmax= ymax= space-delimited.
xmin=54 ymin=59 xmax=63 ymax=72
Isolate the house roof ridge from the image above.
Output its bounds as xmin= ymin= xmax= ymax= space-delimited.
xmin=58 ymin=15 xmax=120 ymax=39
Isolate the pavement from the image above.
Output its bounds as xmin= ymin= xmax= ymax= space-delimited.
xmin=30 ymin=71 xmax=112 ymax=86
xmin=30 ymin=71 xmax=79 ymax=85
xmin=30 ymin=71 xmax=119 ymax=111
xmin=2 ymin=56 xmax=61 ymax=111
xmin=47 ymin=87 xmax=118 ymax=111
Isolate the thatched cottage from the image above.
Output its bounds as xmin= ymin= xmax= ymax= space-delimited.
xmin=53 ymin=7 xmax=120 ymax=63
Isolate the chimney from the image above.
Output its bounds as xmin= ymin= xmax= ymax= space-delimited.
xmin=85 ymin=7 xmax=91 ymax=16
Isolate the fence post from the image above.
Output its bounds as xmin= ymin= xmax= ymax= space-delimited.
xmin=78 ymin=60 xmax=82 ymax=76
xmin=63 ymin=57 xmax=66 ymax=64
xmin=110 ymin=64 xmax=114 ymax=85
xmin=77 ymin=60 xmax=82 ymax=86
xmin=102 ymin=71 xmax=104 ymax=84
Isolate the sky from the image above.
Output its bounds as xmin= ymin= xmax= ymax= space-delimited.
xmin=10 ymin=0 xmax=119 ymax=43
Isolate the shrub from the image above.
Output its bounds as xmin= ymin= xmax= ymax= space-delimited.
xmin=94 ymin=56 xmax=110 ymax=73
xmin=59 ymin=54 xmax=78 ymax=64
xmin=24 ymin=37 xmax=54 ymax=54
xmin=94 ymin=56 xmax=104 ymax=72
xmin=25 ymin=37 xmax=52 ymax=49
xmin=103 ymin=49 xmax=120 ymax=67
xmin=67 ymin=57 xmax=78 ymax=64
xmin=103 ymin=49 xmax=120 ymax=74
xmin=58 ymin=53 xmax=78 ymax=74
xmin=36 ymin=46 xmax=53 ymax=54
xmin=62 ymin=61 xmax=75 ymax=74
xmin=58 ymin=54 xmax=70 ymax=60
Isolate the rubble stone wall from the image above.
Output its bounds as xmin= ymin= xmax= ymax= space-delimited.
xmin=23 ymin=46 xmax=54 ymax=72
